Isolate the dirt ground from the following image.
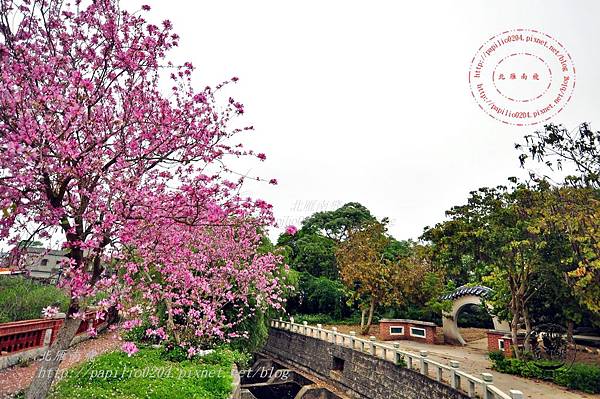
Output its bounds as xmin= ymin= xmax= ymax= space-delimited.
xmin=323 ymin=323 xmax=379 ymax=339
xmin=0 ymin=330 xmax=120 ymax=398
xmin=458 ymin=327 xmax=488 ymax=342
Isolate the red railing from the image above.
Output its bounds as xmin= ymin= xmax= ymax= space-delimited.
xmin=0 ymin=319 xmax=61 ymax=354
xmin=0 ymin=311 xmax=104 ymax=356
xmin=75 ymin=311 xmax=105 ymax=334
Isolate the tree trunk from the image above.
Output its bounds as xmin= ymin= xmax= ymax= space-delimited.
xmin=360 ymin=307 xmax=366 ymax=331
xmin=362 ymin=298 xmax=375 ymax=335
xmin=523 ymin=305 xmax=532 ymax=354
xmin=510 ymin=307 xmax=521 ymax=360
xmin=164 ymin=297 xmax=180 ymax=344
xmin=26 ymin=317 xmax=82 ymax=399
xmin=567 ymin=320 xmax=574 ymax=343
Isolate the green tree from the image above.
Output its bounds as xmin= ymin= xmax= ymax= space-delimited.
xmin=287 ymin=272 xmax=351 ymax=318
xmin=277 ymin=202 xmax=378 ymax=279
xmin=301 ymin=202 xmax=377 ymax=242
xmin=518 ymin=124 xmax=600 ymax=314
xmin=532 ymin=186 xmax=600 ymax=314
xmin=424 ymin=182 xmax=550 ymax=358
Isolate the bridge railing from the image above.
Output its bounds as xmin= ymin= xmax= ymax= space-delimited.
xmin=270 ymin=319 xmax=524 ymax=399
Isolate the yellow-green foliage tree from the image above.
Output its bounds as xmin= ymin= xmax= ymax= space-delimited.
xmin=536 ymin=186 xmax=600 ymax=313
xmin=519 ymin=123 xmax=600 ymax=313
xmin=336 ymin=221 xmax=442 ymax=334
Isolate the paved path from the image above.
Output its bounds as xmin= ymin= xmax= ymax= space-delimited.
xmin=0 ymin=331 xmax=120 ymax=398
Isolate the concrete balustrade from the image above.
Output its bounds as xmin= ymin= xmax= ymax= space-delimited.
xmin=270 ymin=319 xmax=523 ymax=399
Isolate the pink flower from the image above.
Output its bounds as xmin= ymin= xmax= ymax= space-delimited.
xmin=122 ymin=342 xmax=139 ymax=357
xmin=285 ymin=225 xmax=298 ymax=235
xmin=187 ymin=347 xmax=197 ymax=358
xmin=42 ymin=306 xmax=59 ymax=319
xmin=145 ymin=327 xmax=168 ymax=341
xmin=141 ymin=5 xmax=151 ymax=11
xmin=269 ymin=179 xmax=278 ymax=185
xmin=257 ymin=153 xmax=266 ymax=161
xmin=122 ymin=319 xmax=142 ymax=331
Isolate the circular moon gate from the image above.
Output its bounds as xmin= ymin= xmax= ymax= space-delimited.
xmin=441 ymin=286 xmax=510 ymax=346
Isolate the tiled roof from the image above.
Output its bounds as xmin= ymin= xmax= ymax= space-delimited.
xmin=440 ymin=285 xmax=492 ymax=300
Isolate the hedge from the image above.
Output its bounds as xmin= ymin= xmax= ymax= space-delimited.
xmin=489 ymin=351 xmax=600 ymax=394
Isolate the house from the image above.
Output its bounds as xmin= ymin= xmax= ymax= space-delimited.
xmin=1 ymin=247 xmax=68 ymax=285
xmin=22 ymin=247 xmax=68 ymax=284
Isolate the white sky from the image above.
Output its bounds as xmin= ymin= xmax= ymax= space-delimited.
xmin=133 ymin=0 xmax=600 ymax=242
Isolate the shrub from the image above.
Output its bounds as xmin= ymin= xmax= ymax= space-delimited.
xmin=293 ymin=313 xmax=334 ymax=325
xmin=160 ymin=342 xmax=189 ymax=362
xmin=0 ymin=276 xmax=69 ymax=322
xmin=489 ymin=352 xmax=600 ymax=393
xmin=293 ymin=313 xmax=362 ymax=326
xmin=488 ymin=350 xmax=505 ymax=363
xmin=201 ymin=347 xmax=251 ymax=369
xmin=554 ymin=363 xmax=600 ymax=394
xmin=395 ymin=355 xmax=407 ymax=368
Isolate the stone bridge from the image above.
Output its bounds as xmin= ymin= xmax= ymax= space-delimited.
xmin=239 ymin=320 xmax=524 ymax=399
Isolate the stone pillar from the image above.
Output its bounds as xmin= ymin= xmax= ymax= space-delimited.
xmin=302 ymin=321 xmax=308 ymax=335
xmin=509 ymin=390 xmax=524 ymax=399
xmin=317 ymin=324 xmax=322 ymax=339
xmin=419 ymin=350 xmax=428 ymax=375
xmin=481 ymin=373 xmax=494 ymax=399
xmin=369 ymin=336 xmax=376 ymax=356
xmin=331 ymin=327 xmax=338 ymax=344
xmin=349 ymin=331 xmax=356 ymax=349
xmin=393 ymin=343 xmax=402 ymax=364
xmin=450 ymin=360 xmax=460 ymax=389
xmin=43 ymin=328 xmax=53 ymax=346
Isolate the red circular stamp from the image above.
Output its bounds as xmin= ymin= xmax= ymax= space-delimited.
xmin=468 ymin=29 xmax=576 ymax=126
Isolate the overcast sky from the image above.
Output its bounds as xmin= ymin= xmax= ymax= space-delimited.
xmin=134 ymin=0 xmax=600 ymax=242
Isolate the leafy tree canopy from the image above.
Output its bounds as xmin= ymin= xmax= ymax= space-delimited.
xmin=301 ymin=202 xmax=377 ymax=242
xmin=518 ymin=122 xmax=600 ymax=189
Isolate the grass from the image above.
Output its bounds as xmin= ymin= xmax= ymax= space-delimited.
xmin=0 ymin=275 xmax=69 ymax=322
xmin=49 ymin=347 xmax=237 ymax=399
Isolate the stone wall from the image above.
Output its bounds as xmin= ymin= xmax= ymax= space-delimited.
xmin=261 ymin=328 xmax=468 ymax=399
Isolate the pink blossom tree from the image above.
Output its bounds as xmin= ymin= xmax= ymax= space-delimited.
xmin=117 ymin=186 xmax=287 ymax=351
xmin=0 ymin=1 xmax=283 ymax=397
